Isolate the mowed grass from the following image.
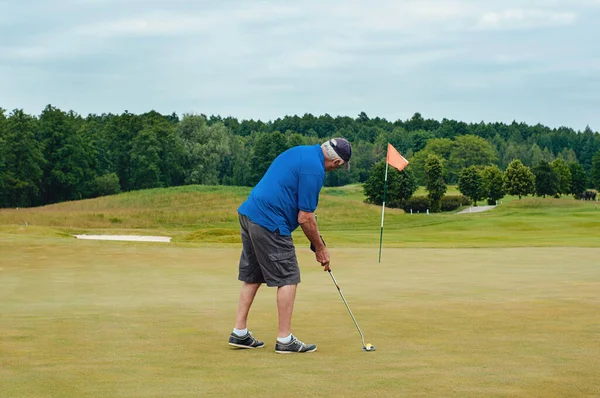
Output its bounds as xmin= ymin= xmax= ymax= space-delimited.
xmin=1 ymin=185 xmax=600 ymax=396
xmin=1 ymin=238 xmax=599 ymax=397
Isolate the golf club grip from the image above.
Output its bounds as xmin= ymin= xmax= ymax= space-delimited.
xmin=309 ymin=235 xmax=326 ymax=253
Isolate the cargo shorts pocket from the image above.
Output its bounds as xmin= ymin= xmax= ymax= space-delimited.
xmin=267 ymin=250 xmax=298 ymax=279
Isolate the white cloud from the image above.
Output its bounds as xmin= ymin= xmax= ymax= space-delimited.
xmin=391 ymin=48 xmax=464 ymax=70
xmin=232 ymin=3 xmax=302 ymax=21
xmin=266 ymin=49 xmax=350 ymax=73
xmin=74 ymin=13 xmax=219 ymax=38
xmin=318 ymin=0 xmax=473 ymax=32
xmin=1 ymin=2 xmax=306 ymax=62
xmin=478 ymin=9 xmax=577 ymax=30
xmin=74 ymin=3 xmax=302 ymax=38
xmin=1 ymin=0 xmax=599 ymax=129
xmin=574 ymin=0 xmax=600 ymax=6
xmin=490 ymin=53 xmax=536 ymax=65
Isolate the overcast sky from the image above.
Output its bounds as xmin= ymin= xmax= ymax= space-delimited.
xmin=1 ymin=0 xmax=599 ymax=130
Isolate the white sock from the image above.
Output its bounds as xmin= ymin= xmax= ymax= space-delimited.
xmin=277 ymin=334 xmax=292 ymax=344
xmin=233 ymin=328 xmax=248 ymax=336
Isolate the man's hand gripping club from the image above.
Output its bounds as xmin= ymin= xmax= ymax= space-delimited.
xmin=298 ymin=210 xmax=330 ymax=271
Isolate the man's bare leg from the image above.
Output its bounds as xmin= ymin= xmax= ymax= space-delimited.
xmin=234 ymin=282 xmax=261 ymax=330
xmin=277 ymin=284 xmax=297 ymax=338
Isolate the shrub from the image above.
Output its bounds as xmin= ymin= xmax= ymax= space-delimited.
xmin=402 ymin=196 xmax=429 ymax=213
xmin=87 ymin=173 xmax=121 ymax=198
xmin=441 ymin=195 xmax=471 ymax=212
xmin=402 ymin=195 xmax=470 ymax=213
xmin=581 ymin=189 xmax=598 ymax=201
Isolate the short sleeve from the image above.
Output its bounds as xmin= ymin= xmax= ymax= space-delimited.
xmin=298 ymin=173 xmax=324 ymax=212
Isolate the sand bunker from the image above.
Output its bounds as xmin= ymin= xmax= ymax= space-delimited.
xmin=74 ymin=235 xmax=171 ymax=242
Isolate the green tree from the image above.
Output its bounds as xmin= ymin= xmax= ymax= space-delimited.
xmin=550 ymin=158 xmax=571 ymax=197
xmin=568 ymin=162 xmax=587 ymax=199
xmin=533 ymin=160 xmax=558 ymax=198
xmin=541 ymin=147 xmax=555 ymax=162
xmin=448 ymin=135 xmax=497 ymax=183
xmin=221 ymin=135 xmax=252 ymax=186
xmin=0 ymin=109 xmax=8 ymax=206
xmin=409 ymin=129 xmax=436 ymax=153
xmin=458 ymin=166 xmax=484 ymax=206
xmin=591 ymin=150 xmax=600 ymax=190
xmin=0 ymin=108 xmax=6 ymax=131
xmin=178 ymin=114 xmax=229 ymax=185
xmin=326 ymin=167 xmax=354 ymax=187
xmin=4 ymin=110 xmax=45 ymax=207
xmin=530 ymin=143 xmax=544 ymax=167
xmin=504 ymin=159 xmax=535 ymax=199
xmin=374 ymin=127 xmax=433 ymax=155
xmin=405 ymin=112 xmax=425 ymax=131
xmin=363 ymin=160 xmax=418 ymax=207
xmin=82 ymin=114 xmax=112 ymax=178
xmin=481 ymin=165 xmax=506 ymax=205
xmin=410 ymin=138 xmax=454 ymax=184
xmin=130 ymin=127 xmax=162 ymax=190
xmin=286 ymin=132 xmax=306 ymax=148
xmin=579 ymin=127 xmax=600 ymax=172
xmin=558 ymin=148 xmax=578 ymax=164
xmin=502 ymin=143 xmax=530 ymax=168
xmin=0 ymin=108 xmax=6 ymax=139
xmin=0 ymin=146 xmax=6 ymax=207
xmin=348 ymin=141 xmax=378 ymax=183
xmin=425 ymin=154 xmax=446 ymax=212
xmin=38 ymin=105 xmax=94 ymax=203
xmin=87 ymin=173 xmax=121 ymax=198
xmin=3 ymin=106 xmax=599 ymax=202
xmin=152 ymin=116 xmax=185 ymax=187
xmin=250 ymin=131 xmax=288 ymax=185
xmin=101 ymin=111 xmax=143 ymax=192
xmin=411 ymin=135 xmax=496 ymax=184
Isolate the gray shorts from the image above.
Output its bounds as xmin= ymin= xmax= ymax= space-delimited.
xmin=238 ymin=213 xmax=300 ymax=287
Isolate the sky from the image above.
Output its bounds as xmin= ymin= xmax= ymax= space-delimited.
xmin=1 ymin=0 xmax=599 ymax=130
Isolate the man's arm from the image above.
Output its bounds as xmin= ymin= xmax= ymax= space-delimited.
xmin=298 ymin=210 xmax=324 ymax=251
xmin=298 ymin=210 xmax=330 ymax=271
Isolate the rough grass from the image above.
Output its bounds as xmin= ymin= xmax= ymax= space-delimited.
xmin=0 ymin=185 xmax=250 ymax=233
xmin=1 ymin=185 xmax=598 ymax=248
xmin=0 ymin=239 xmax=598 ymax=397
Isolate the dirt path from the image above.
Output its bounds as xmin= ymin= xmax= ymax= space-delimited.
xmin=457 ymin=205 xmax=496 ymax=214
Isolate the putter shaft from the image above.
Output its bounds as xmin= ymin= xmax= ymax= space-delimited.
xmin=328 ymin=270 xmax=366 ymax=348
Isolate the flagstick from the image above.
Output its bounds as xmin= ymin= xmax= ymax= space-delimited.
xmin=378 ymin=161 xmax=389 ymax=263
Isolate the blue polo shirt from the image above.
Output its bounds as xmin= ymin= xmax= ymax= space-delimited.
xmin=238 ymin=144 xmax=325 ymax=236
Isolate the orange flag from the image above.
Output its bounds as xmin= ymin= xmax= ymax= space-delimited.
xmin=386 ymin=143 xmax=409 ymax=172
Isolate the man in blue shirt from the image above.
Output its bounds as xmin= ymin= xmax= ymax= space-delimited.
xmin=228 ymin=137 xmax=352 ymax=353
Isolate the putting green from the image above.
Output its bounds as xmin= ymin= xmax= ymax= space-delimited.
xmin=1 ymin=236 xmax=598 ymax=397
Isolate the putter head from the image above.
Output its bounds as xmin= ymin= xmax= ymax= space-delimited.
xmin=362 ymin=344 xmax=376 ymax=352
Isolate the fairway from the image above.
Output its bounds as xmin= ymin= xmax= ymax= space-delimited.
xmin=1 ymin=236 xmax=599 ymax=397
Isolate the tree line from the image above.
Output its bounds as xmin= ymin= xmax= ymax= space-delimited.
xmin=364 ymin=155 xmax=596 ymax=214
xmin=1 ymin=105 xmax=600 ymax=208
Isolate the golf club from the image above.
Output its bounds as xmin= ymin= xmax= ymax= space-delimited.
xmin=310 ymin=233 xmax=375 ymax=352
xmin=328 ymin=270 xmax=376 ymax=352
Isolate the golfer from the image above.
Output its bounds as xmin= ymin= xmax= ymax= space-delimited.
xmin=228 ymin=138 xmax=352 ymax=353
